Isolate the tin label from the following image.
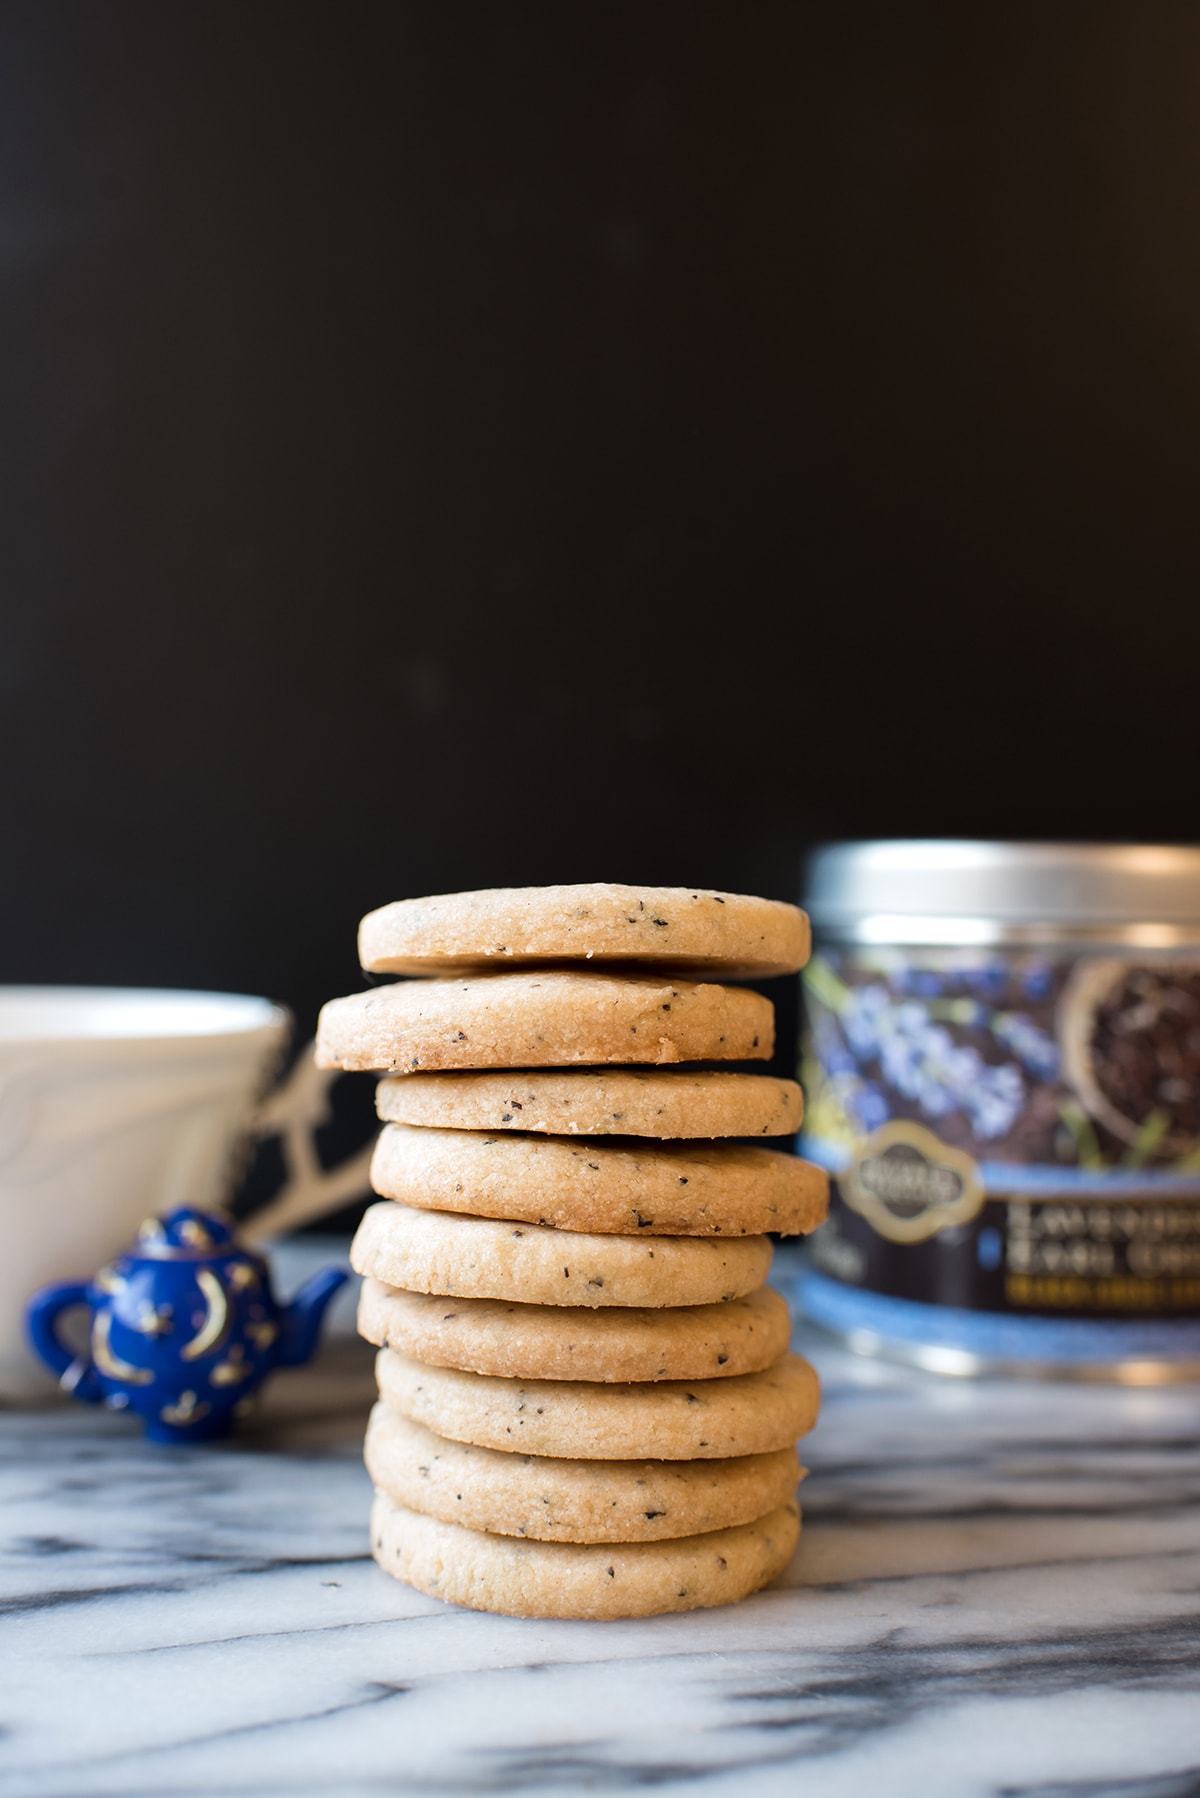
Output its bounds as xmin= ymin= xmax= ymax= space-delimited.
xmin=843 ymin=1121 xmax=984 ymax=1244
xmin=800 ymin=948 xmax=1200 ymax=1318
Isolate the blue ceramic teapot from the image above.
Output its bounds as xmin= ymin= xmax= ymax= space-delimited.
xmin=26 ymin=1206 xmax=348 ymax=1442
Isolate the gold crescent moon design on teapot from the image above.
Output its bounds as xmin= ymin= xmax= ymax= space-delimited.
xmin=92 ymin=1311 xmax=153 ymax=1385
xmin=180 ymin=1268 xmax=230 ymax=1361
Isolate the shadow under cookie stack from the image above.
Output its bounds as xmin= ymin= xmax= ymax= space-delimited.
xmin=315 ymin=884 xmax=828 ymax=1620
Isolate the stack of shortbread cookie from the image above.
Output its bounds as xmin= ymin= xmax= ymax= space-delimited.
xmin=315 ymin=884 xmax=827 ymax=1620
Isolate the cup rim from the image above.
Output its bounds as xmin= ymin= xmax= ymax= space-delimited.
xmin=0 ymin=986 xmax=290 ymax=1045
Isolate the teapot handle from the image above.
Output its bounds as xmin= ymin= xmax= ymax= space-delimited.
xmin=240 ymin=1047 xmax=372 ymax=1244
xmin=26 ymin=1283 xmax=103 ymax=1403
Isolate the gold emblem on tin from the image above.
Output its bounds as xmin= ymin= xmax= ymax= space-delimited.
xmin=843 ymin=1119 xmax=984 ymax=1244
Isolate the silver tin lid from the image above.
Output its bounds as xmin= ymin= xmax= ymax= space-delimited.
xmin=803 ymin=841 xmax=1200 ymax=948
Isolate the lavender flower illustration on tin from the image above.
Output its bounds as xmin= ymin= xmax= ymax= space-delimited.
xmin=840 ymin=983 xmax=1025 ymax=1141
xmin=804 ymin=948 xmax=1200 ymax=1171
xmin=991 ymin=1012 xmax=1061 ymax=1082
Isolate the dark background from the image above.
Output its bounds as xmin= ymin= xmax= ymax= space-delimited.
xmin=3 ymin=2 xmax=1200 ymax=1130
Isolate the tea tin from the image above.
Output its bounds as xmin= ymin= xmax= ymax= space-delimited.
xmin=794 ymin=842 xmax=1200 ymax=1379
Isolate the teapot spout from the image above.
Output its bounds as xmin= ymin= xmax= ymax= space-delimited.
xmin=277 ymin=1267 xmax=350 ymax=1368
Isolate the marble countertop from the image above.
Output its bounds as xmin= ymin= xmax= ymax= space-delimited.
xmin=3 ymin=1245 xmax=1200 ymax=1798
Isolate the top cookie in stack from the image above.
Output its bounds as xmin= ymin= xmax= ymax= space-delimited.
xmin=315 ymin=883 xmax=828 ymax=1621
xmin=355 ymin=883 xmax=811 ymax=979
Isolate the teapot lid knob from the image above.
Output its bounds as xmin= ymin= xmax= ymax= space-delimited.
xmin=135 ymin=1207 xmax=238 ymax=1255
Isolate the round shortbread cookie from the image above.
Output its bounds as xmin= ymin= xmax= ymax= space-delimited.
xmin=358 ymin=1278 xmax=791 ymax=1382
xmin=315 ymin=971 xmax=773 ymax=1075
xmin=376 ymin=1068 xmax=804 ymax=1139
xmin=365 ymin=1405 xmax=803 ymax=1544
xmin=370 ymin=1123 xmax=829 ymax=1238
xmin=370 ymin=1492 xmax=801 ymax=1619
xmin=351 ymin=1201 xmax=773 ymax=1309
xmin=375 ymin=1347 xmax=821 ymax=1460
xmin=358 ymin=884 xmax=810 ymax=980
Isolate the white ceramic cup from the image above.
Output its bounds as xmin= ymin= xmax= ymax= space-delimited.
xmin=0 ymin=987 xmax=371 ymax=1400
